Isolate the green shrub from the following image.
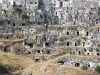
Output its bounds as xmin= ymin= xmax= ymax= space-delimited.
xmin=84 ymin=48 xmax=87 ymax=52
xmin=95 ymin=66 xmax=100 ymax=73
xmin=14 ymin=7 xmax=22 ymax=13
xmin=2 ymin=54 xmax=7 ymax=57
xmin=15 ymin=51 xmax=20 ymax=55
xmin=40 ymin=14 xmax=43 ymax=18
xmin=4 ymin=64 xmax=23 ymax=71
xmin=33 ymin=40 xmax=37 ymax=45
xmin=89 ymin=48 xmax=93 ymax=52
xmin=81 ymin=66 xmax=88 ymax=70
xmin=15 ymin=64 xmax=23 ymax=70
xmin=96 ymin=48 xmax=100 ymax=52
xmin=5 ymin=64 xmax=15 ymax=71
xmin=20 ymin=13 xmax=29 ymax=20
xmin=89 ymin=29 xmax=93 ymax=32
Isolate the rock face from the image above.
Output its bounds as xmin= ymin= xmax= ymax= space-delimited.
xmin=27 ymin=72 xmax=32 ymax=75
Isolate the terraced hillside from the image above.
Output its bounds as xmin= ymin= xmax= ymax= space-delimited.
xmin=0 ymin=51 xmax=99 ymax=75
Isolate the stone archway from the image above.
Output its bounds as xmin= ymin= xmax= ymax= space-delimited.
xmin=75 ymin=63 xmax=80 ymax=67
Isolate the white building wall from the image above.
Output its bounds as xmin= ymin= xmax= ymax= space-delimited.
xmin=99 ymin=0 xmax=100 ymax=7
xmin=0 ymin=0 xmax=2 ymax=3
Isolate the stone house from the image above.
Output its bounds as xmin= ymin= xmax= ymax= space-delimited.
xmin=39 ymin=0 xmax=51 ymax=11
xmin=3 ymin=45 xmax=11 ymax=52
xmin=3 ymin=33 xmax=13 ymax=39
xmin=2 ymin=0 xmax=39 ymax=11
xmin=48 ymin=29 xmax=60 ymax=36
xmin=59 ymin=56 xmax=100 ymax=68
xmin=71 ymin=47 xmax=84 ymax=55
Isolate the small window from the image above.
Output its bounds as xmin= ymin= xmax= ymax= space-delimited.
xmin=4 ymin=2 xmax=6 ymax=4
xmin=9 ymin=2 xmax=10 ymax=4
xmin=30 ymin=2 xmax=33 ymax=4
xmin=54 ymin=8 xmax=55 ymax=11
xmin=35 ymin=2 xmax=37 ymax=4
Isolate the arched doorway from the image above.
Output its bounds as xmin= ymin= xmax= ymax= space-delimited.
xmin=87 ymin=53 xmax=89 ymax=55
xmin=6 ymin=36 xmax=9 ymax=39
xmin=13 ymin=22 xmax=15 ymax=26
xmin=75 ymin=63 xmax=80 ymax=67
xmin=88 ymin=64 xmax=90 ymax=67
xmin=67 ymin=42 xmax=69 ymax=46
xmin=78 ymin=51 xmax=81 ymax=55
xmin=77 ymin=31 xmax=79 ymax=35
xmin=45 ymin=42 xmax=49 ymax=46
xmin=97 ymin=53 xmax=99 ymax=56
xmin=67 ymin=32 xmax=69 ymax=35
xmin=86 ymin=32 xmax=89 ymax=36
xmin=75 ymin=43 xmax=77 ymax=46
xmin=37 ymin=50 xmax=40 ymax=53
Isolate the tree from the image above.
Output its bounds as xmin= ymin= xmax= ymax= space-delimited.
xmin=89 ymin=28 xmax=93 ymax=32
xmin=81 ymin=66 xmax=88 ymax=70
xmin=13 ymin=7 xmax=22 ymax=13
xmin=40 ymin=14 xmax=43 ymax=19
xmin=20 ymin=13 xmax=29 ymax=20
xmin=89 ymin=48 xmax=93 ymax=52
xmin=95 ymin=66 xmax=100 ymax=73
xmin=84 ymin=48 xmax=87 ymax=52
xmin=96 ymin=48 xmax=100 ymax=52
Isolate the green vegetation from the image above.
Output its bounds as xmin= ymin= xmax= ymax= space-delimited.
xmin=4 ymin=64 xmax=23 ymax=71
xmin=89 ymin=29 xmax=93 ymax=32
xmin=33 ymin=40 xmax=37 ymax=45
xmin=89 ymin=24 xmax=92 ymax=26
xmin=15 ymin=52 xmax=20 ymax=55
xmin=89 ymin=48 xmax=93 ymax=52
xmin=33 ymin=49 xmax=38 ymax=53
xmin=96 ymin=48 xmax=100 ymax=52
xmin=40 ymin=14 xmax=43 ymax=19
xmin=2 ymin=9 xmax=6 ymax=14
xmin=20 ymin=13 xmax=29 ymax=20
xmin=81 ymin=66 xmax=88 ymax=70
xmin=84 ymin=48 xmax=87 ymax=52
xmin=5 ymin=64 xmax=15 ymax=71
xmin=2 ymin=54 xmax=7 ymax=57
xmin=95 ymin=66 xmax=100 ymax=73
xmin=14 ymin=7 xmax=22 ymax=13
xmin=43 ymin=41 xmax=45 ymax=44
xmin=83 ymin=37 xmax=87 ymax=41
xmin=15 ymin=64 xmax=23 ymax=70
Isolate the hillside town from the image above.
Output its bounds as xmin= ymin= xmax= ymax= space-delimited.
xmin=0 ymin=0 xmax=100 ymax=75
